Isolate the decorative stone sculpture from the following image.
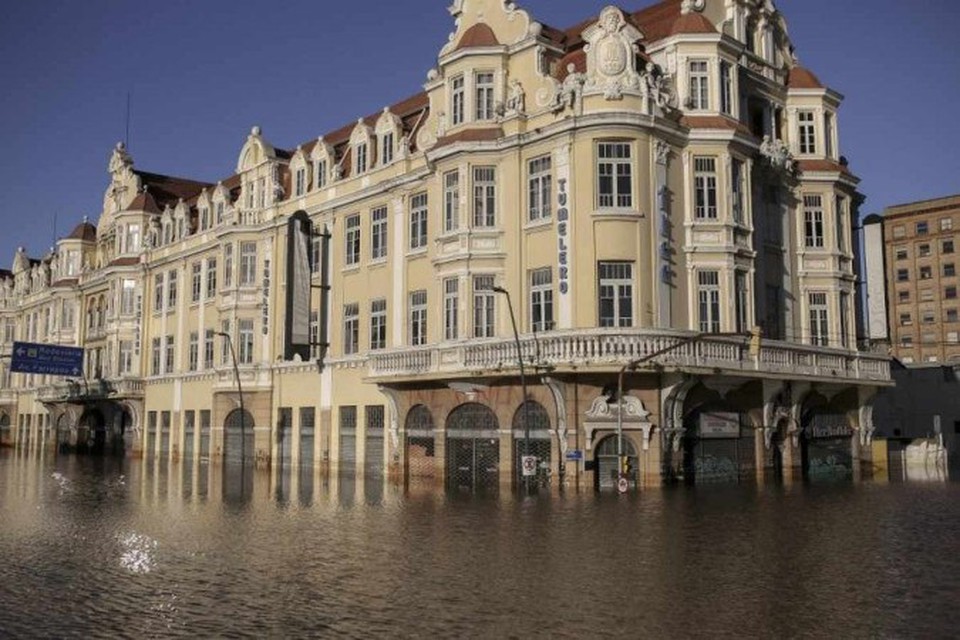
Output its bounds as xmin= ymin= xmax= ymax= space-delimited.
xmin=760 ymin=135 xmax=796 ymax=173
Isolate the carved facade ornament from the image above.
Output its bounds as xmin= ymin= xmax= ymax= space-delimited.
xmin=655 ymin=140 xmax=671 ymax=165
xmin=441 ymin=0 xmax=532 ymax=57
xmin=504 ymin=79 xmax=525 ymax=116
xmin=760 ymin=135 xmax=796 ymax=174
xmin=583 ymin=393 xmax=655 ymax=450
xmin=108 ymin=142 xmax=134 ymax=176
xmin=581 ymin=7 xmax=644 ymax=101
xmin=681 ymin=0 xmax=706 ymax=14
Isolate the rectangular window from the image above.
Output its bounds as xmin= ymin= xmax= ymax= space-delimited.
xmin=916 ymin=221 xmax=929 ymax=236
xmin=597 ymin=142 xmax=632 ymax=208
xmin=206 ymin=258 xmax=217 ymax=298
xmin=528 ymin=155 xmax=553 ymax=222
xmin=731 ymin=158 xmax=745 ymax=224
xmin=204 ymin=329 xmax=215 ymax=369
xmin=835 ymin=196 xmax=847 ymax=252
xmin=315 ymin=159 xmax=327 ymax=189
xmin=824 ymin=113 xmax=835 ymax=158
xmin=530 ymin=267 xmax=554 ymax=332
xmin=598 ymin=262 xmax=634 ymax=328
xmin=381 ymin=132 xmax=394 ymax=166
xmin=343 ymin=303 xmax=359 ymax=355
xmin=920 ymin=266 xmax=932 ymax=280
xmin=220 ymin=320 xmax=231 ymax=365
xmin=896 ymin=269 xmax=909 ymax=282
xmin=899 ymin=313 xmax=912 ymax=326
xmin=840 ymin=291 xmax=850 ymax=348
xmin=945 ymin=263 xmax=956 ymax=278
xmin=164 ymin=335 xmax=175 ymax=373
xmin=409 ymin=290 xmax=427 ymax=346
xmin=697 ymin=270 xmax=721 ymax=333
xmin=720 ymin=60 xmax=733 ymax=115
xmin=257 ymin=177 xmax=266 ymax=208
xmin=451 ymin=75 xmax=465 ymax=126
xmin=922 ymin=311 xmax=936 ymax=324
xmin=410 ymin=192 xmax=428 ymax=250
xmin=444 ymin=278 xmax=459 ymax=341
xmin=356 ymin=143 xmax=369 ymax=174
xmin=475 ymin=72 xmax=495 ymax=121
xmin=947 ymin=331 xmax=959 ymax=345
xmin=167 ymin=270 xmax=177 ymax=309
xmin=151 ymin=337 xmax=161 ymax=376
xmin=947 ymin=286 xmax=958 ymax=300
xmin=371 ymin=206 xmax=388 ymax=260
xmin=804 ymin=195 xmax=825 ymax=248
xmin=922 ymin=332 xmax=936 ymax=345
xmin=191 ymin=262 xmax=202 ymax=303
xmin=898 ymin=291 xmax=910 ymax=303
xmin=239 ymin=241 xmax=257 ymax=285
xmin=309 ymin=310 xmax=320 ymax=359
xmin=947 ymin=308 xmax=959 ymax=323
xmin=918 ymin=244 xmax=932 ymax=258
xmin=473 ymin=275 xmax=495 ymax=338
xmin=216 ymin=202 xmax=224 ymax=225
xmin=809 ymin=292 xmax=829 ymax=347
xmin=473 ymin=166 xmax=496 ymax=227
xmin=901 ymin=335 xmax=913 ymax=348
xmin=941 ymin=217 xmax=954 ymax=231
xmin=120 ymin=279 xmax=136 ymax=315
xmin=444 ymin=170 xmax=460 ymax=232
xmin=895 ymin=247 xmax=908 ymax=261
xmin=345 ymin=214 xmax=361 ymax=266
xmin=370 ymin=299 xmax=387 ymax=350
xmin=224 ymin=243 xmax=234 ymax=288
xmin=188 ymin=332 xmax=199 ymax=372
xmin=238 ymin=319 xmax=254 ymax=364
xmin=119 ymin=341 xmax=133 ymax=375
xmin=943 ymin=240 xmax=955 ymax=255
xmin=311 ymin=234 xmax=322 ymax=275
xmin=689 ymin=60 xmax=709 ymax=110
xmin=295 ymin=167 xmax=306 ymax=196
xmin=694 ymin=157 xmax=718 ymax=220
xmin=735 ymin=271 xmax=748 ymax=334
xmin=153 ymin=274 xmax=163 ymax=312
xmin=892 ymin=225 xmax=905 ymax=239
xmin=798 ymin=111 xmax=816 ymax=155
xmin=921 ymin=289 xmax=934 ymax=302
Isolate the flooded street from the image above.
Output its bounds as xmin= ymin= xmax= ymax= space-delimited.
xmin=1 ymin=448 xmax=959 ymax=639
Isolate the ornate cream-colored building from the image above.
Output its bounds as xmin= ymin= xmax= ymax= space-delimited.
xmin=0 ymin=0 xmax=890 ymax=490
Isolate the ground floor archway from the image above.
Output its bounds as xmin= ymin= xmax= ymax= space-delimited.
xmin=405 ymin=404 xmax=437 ymax=483
xmin=512 ymin=400 xmax=552 ymax=487
xmin=594 ymin=434 xmax=638 ymax=491
xmin=223 ymin=409 xmax=255 ymax=464
xmin=445 ymin=403 xmax=500 ymax=493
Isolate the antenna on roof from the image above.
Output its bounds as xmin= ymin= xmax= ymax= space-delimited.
xmin=125 ymin=91 xmax=131 ymax=151
xmin=52 ymin=211 xmax=57 ymax=246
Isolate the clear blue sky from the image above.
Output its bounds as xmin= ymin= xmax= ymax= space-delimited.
xmin=1 ymin=0 xmax=958 ymax=264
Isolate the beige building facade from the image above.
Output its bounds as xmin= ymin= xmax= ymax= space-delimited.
xmin=1 ymin=0 xmax=890 ymax=490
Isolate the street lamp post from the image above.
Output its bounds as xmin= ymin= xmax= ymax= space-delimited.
xmin=216 ymin=332 xmax=245 ymax=465
xmin=492 ymin=285 xmax=532 ymax=491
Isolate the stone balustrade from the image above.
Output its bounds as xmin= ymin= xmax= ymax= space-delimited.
xmin=368 ymin=329 xmax=891 ymax=383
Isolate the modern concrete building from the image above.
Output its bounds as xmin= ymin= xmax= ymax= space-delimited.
xmin=0 ymin=0 xmax=890 ymax=490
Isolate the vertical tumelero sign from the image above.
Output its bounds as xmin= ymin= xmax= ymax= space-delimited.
xmin=285 ymin=211 xmax=313 ymax=361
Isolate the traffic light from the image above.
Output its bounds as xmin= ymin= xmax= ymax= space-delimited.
xmin=749 ymin=325 xmax=763 ymax=358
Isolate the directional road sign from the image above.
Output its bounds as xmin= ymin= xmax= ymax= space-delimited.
xmin=10 ymin=342 xmax=84 ymax=377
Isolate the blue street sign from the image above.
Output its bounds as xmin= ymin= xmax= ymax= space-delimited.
xmin=565 ymin=449 xmax=584 ymax=461
xmin=10 ymin=341 xmax=84 ymax=377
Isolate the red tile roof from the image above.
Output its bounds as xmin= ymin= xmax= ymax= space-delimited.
xmin=108 ymin=256 xmax=140 ymax=267
xmin=680 ymin=115 xmax=752 ymax=135
xmin=435 ymin=128 xmax=504 ymax=149
xmin=126 ymin=190 xmax=161 ymax=214
xmin=797 ymin=159 xmax=852 ymax=175
xmin=67 ymin=221 xmax=97 ymax=241
xmin=134 ymin=170 xmax=212 ymax=208
xmin=456 ymin=23 xmax=499 ymax=50
xmin=788 ymin=66 xmax=824 ymax=89
xmin=669 ymin=11 xmax=716 ymax=35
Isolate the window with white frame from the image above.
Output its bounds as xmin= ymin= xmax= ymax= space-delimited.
xmin=371 ymin=206 xmax=388 ymax=260
xmin=804 ymin=195 xmax=825 ymax=248
xmin=125 ymin=224 xmax=140 ymax=254
xmin=206 ymin=258 xmax=217 ymax=298
xmin=798 ymin=111 xmax=817 ymax=155
xmin=120 ymin=279 xmax=136 ymax=316
xmin=735 ymin=271 xmax=749 ymax=333
xmin=164 ymin=335 xmax=175 ymax=373
xmin=530 ymin=267 xmax=554 ymax=332
xmin=295 ymin=166 xmax=307 ymax=197
xmin=167 ymin=270 xmax=177 ymax=309
xmin=409 ymin=289 xmax=427 ymax=346
xmin=451 ymin=75 xmax=465 ymax=126
xmin=370 ymin=299 xmax=387 ymax=350
xmin=204 ymin=329 xmax=214 ymax=369
xmin=119 ymin=340 xmax=133 ymax=375
xmin=239 ymin=241 xmax=257 ymax=285
xmin=731 ymin=158 xmax=745 ymax=224
xmin=941 ymin=217 xmax=954 ymax=231
xmin=475 ymin=72 xmax=495 ymax=121
xmin=597 ymin=142 xmax=632 ymax=208
xmin=238 ymin=319 xmax=254 ymax=364
xmin=380 ymin=131 xmax=394 ymax=166
xmin=355 ymin=142 xmax=368 ymax=175
xmin=343 ymin=303 xmax=359 ymax=355
xmin=216 ymin=201 xmax=224 ymax=225
xmin=835 ymin=196 xmax=847 ymax=252
xmin=840 ymin=292 xmax=850 ymax=348
xmin=444 ymin=170 xmax=460 ymax=232
xmin=345 ymin=214 xmax=361 ymax=266
xmin=824 ymin=112 xmax=835 ymax=158
xmin=528 ymin=155 xmax=552 ymax=222
xmin=473 ymin=166 xmax=496 ymax=227
xmin=200 ymin=207 xmax=211 ymax=231
xmin=245 ymin=181 xmax=255 ymax=209
xmin=257 ymin=177 xmax=266 ymax=209
xmin=151 ymin=337 xmax=161 ymax=376
xmin=720 ymin=60 xmax=733 ymax=115
xmin=410 ymin=192 xmax=428 ymax=250
xmin=598 ymin=262 xmax=633 ymax=328
xmin=310 ymin=234 xmax=322 ymax=275
xmin=191 ymin=262 xmax=202 ymax=303
xmin=444 ymin=278 xmax=459 ymax=340
xmin=698 ymin=270 xmax=721 ymax=333
xmin=315 ymin=159 xmax=327 ymax=189
xmin=809 ymin=292 xmax=829 ymax=346
xmin=220 ymin=320 xmax=231 ymax=364
xmin=694 ymin=157 xmax=718 ymax=220
xmin=689 ymin=60 xmax=709 ymax=110
xmin=188 ymin=332 xmax=199 ymax=372
xmin=473 ymin=275 xmax=495 ymax=338
xmin=223 ymin=243 xmax=234 ymax=288
xmin=309 ymin=310 xmax=320 ymax=358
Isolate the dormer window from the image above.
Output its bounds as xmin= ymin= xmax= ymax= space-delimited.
xmin=162 ymin=221 xmax=173 ymax=246
xmin=246 ymin=182 xmax=255 ymax=209
xmin=295 ymin=167 xmax=307 ymax=197
xmin=216 ymin=202 xmax=224 ymax=225
xmin=451 ymin=75 xmax=465 ymax=126
xmin=257 ymin=177 xmax=266 ymax=208
xmin=798 ymin=111 xmax=817 ymax=155
xmin=200 ymin=207 xmax=210 ymax=231
xmin=315 ymin=160 xmax=327 ymax=188
xmin=475 ymin=72 xmax=495 ymax=121
xmin=720 ymin=61 xmax=734 ymax=116
xmin=380 ymin=132 xmax=394 ymax=166
xmin=689 ymin=60 xmax=709 ymax=111
xmin=126 ymin=225 xmax=140 ymax=254
xmin=355 ymin=142 xmax=368 ymax=174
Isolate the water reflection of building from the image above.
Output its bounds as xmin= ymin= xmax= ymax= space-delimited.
xmin=0 ymin=0 xmax=890 ymax=489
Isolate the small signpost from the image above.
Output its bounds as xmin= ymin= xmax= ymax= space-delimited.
xmin=565 ymin=449 xmax=583 ymax=462
xmin=521 ymin=455 xmax=537 ymax=477
xmin=617 ymin=476 xmax=629 ymax=494
xmin=9 ymin=342 xmax=84 ymax=377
